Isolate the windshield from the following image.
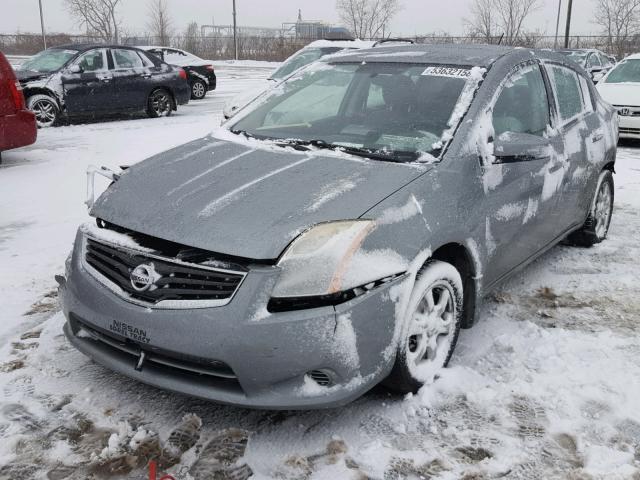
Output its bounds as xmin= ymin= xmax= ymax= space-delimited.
xmin=232 ymin=62 xmax=475 ymax=161
xmin=20 ymin=48 xmax=78 ymax=73
xmin=270 ymin=47 xmax=342 ymax=80
xmin=560 ymin=51 xmax=587 ymax=65
xmin=605 ymin=59 xmax=640 ymax=83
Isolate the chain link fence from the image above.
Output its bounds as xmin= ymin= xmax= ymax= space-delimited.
xmin=2 ymin=32 xmax=640 ymax=60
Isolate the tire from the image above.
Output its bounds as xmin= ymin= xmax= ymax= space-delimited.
xmin=146 ymin=89 xmax=173 ymax=118
xmin=567 ymin=170 xmax=614 ymax=247
xmin=385 ymin=260 xmax=464 ymax=394
xmin=27 ymin=94 xmax=59 ymax=128
xmin=190 ymin=80 xmax=207 ymax=100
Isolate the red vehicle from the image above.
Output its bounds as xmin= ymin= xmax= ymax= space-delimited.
xmin=0 ymin=51 xmax=37 ymax=162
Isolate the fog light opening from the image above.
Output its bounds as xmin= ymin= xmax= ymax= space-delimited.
xmin=308 ymin=369 xmax=334 ymax=387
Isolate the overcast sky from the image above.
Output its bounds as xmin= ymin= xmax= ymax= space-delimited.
xmin=4 ymin=0 xmax=597 ymax=37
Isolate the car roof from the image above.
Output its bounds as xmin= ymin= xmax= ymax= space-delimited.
xmin=136 ymin=46 xmax=184 ymax=51
xmin=50 ymin=44 xmax=143 ymax=52
xmin=560 ymin=48 xmax=601 ymax=54
xmin=624 ymin=53 xmax=640 ymax=60
xmin=326 ymin=44 xmax=545 ymax=68
xmin=305 ymin=39 xmax=376 ymax=50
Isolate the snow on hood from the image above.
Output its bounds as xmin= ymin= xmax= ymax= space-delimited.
xmin=90 ymin=135 xmax=427 ymax=259
xmin=596 ymin=82 xmax=640 ymax=106
xmin=15 ymin=69 xmax=51 ymax=82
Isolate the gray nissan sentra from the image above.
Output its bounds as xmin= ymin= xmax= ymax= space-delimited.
xmin=58 ymin=45 xmax=617 ymax=409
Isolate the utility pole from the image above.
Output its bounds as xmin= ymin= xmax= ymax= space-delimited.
xmin=232 ymin=0 xmax=238 ymax=61
xmin=564 ymin=0 xmax=573 ymax=49
xmin=38 ymin=0 xmax=47 ymax=49
xmin=554 ymin=0 xmax=562 ymax=49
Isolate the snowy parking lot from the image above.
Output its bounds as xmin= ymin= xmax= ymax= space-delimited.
xmin=1 ymin=62 xmax=640 ymax=479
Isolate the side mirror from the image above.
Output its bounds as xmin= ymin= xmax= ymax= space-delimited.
xmin=68 ymin=64 xmax=83 ymax=74
xmin=493 ymin=132 xmax=552 ymax=164
xmin=590 ymin=66 xmax=604 ymax=74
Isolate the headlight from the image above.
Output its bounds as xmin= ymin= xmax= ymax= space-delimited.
xmin=272 ymin=220 xmax=407 ymax=298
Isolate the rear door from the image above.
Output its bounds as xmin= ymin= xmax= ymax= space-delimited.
xmin=481 ymin=61 xmax=564 ymax=283
xmin=61 ymin=48 xmax=113 ymax=114
xmin=543 ymin=63 xmax=597 ymax=232
xmin=109 ymin=48 xmax=152 ymax=111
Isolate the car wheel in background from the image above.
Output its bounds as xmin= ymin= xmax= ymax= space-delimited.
xmin=385 ymin=260 xmax=463 ymax=394
xmin=27 ymin=94 xmax=59 ymax=128
xmin=146 ymin=89 xmax=173 ymax=118
xmin=568 ymin=170 xmax=614 ymax=247
xmin=191 ymin=80 xmax=207 ymax=100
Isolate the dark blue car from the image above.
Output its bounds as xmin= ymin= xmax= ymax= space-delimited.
xmin=16 ymin=44 xmax=190 ymax=127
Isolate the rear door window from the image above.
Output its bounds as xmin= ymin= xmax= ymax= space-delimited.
xmin=112 ymin=49 xmax=144 ymax=69
xmin=492 ymin=63 xmax=551 ymax=138
xmin=549 ymin=65 xmax=584 ymax=122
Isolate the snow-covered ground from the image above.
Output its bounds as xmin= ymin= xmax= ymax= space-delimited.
xmin=1 ymin=62 xmax=639 ymax=479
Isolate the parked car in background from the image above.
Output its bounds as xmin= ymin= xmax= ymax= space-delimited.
xmin=60 ymin=45 xmax=617 ymax=409
xmin=559 ymin=48 xmax=614 ymax=82
xmin=222 ymin=38 xmax=375 ymax=119
xmin=138 ymin=46 xmax=216 ymax=100
xmin=17 ymin=44 xmax=190 ymax=127
xmin=597 ymin=53 xmax=640 ymax=139
xmin=0 ymin=50 xmax=36 ymax=162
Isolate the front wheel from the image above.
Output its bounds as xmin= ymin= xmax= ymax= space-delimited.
xmin=146 ymin=89 xmax=173 ymax=118
xmin=567 ymin=170 xmax=614 ymax=247
xmin=190 ymin=80 xmax=207 ymax=100
xmin=27 ymin=94 xmax=59 ymax=128
xmin=385 ymin=260 xmax=464 ymax=394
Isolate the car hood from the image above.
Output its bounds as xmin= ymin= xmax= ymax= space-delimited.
xmin=596 ymin=82 xmax=640 ymax=105
xmin=90 ymin=135 xmax=427 ymax=260
xmin=15 ymin=69 xmax=52 ymax=83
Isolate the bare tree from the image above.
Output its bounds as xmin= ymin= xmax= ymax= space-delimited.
xmin=182 ymin=21 xmax=201 ymax=55
xmin=64 ymin=0 xmax=122 ymax=43
xmin=336 ymin=0 xmax=402 ymax=39
xmin=465 ymin=0 xmax=495 ymax=42
xmin=147 ymin=0 xmax=173 ymax=46
xmin=465 ymin=0 xmax=540 ymax=44
xmin=594 ymin=0 xmax=640 ymax=57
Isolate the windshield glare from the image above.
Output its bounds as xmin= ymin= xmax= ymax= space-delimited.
xmin=232 ymin=62 xmax=472 ymax=160
xmin=605 ymin=59 xmax=640 ymax=83
xmin=20 ymin=48 xmax=78 ymax=73
xmin=270 ymin=47 xmax=341 ymax=80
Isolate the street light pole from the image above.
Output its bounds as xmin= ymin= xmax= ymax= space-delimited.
xmin=232 ymin=0 xmax=238 ymax=61
xmin=564 ymin=0 xmax=573 ymax=49
xmin=38 ymin=0 xmax=47 ymax=49
xmin=553 ymin=0 xmax=562 ymax=49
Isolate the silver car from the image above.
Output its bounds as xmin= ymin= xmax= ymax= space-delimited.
xmin=59 ymin=45 xmax=617 ymax=409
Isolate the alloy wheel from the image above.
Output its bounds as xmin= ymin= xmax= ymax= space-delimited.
xmin=406 ymin=281 xmax=456 ymax=374
xmin=151 ymin=91 xmax=171 ymax=117
xmin=192 ymin=81 xmax=206 ymax=99
xmin=594 ymin=180 xmax=612 ymax=238
xmin=32 ymin=99 xmax=57 ymax=127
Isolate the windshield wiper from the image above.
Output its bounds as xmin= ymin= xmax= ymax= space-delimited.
xmin=277 ymin=139 xmax=415 ymax=163
xmin=230 ymin=129 xmax=254 ymax=139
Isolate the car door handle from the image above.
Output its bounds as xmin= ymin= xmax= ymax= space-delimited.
xmin=592 ymin=133 xmax=604 ymax=143
xmin=98 ymin=76 xmax=112 ymax=83
xmin=139 ymin=73 xmax=152 ymax=78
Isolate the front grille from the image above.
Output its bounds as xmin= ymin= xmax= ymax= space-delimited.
xmin=614 ymin=105 xmax=640 ymax=117
xmin=71 ymin=314 xmax=240 ymax=385
xmin=619 ymin=127 xmax=640 ymax=134
xmin=84 ymin=236 xmax=245 ymax=308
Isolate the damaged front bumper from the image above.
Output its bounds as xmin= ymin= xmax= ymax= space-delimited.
xmin=59 ymin=230 xmax=404 ymax=409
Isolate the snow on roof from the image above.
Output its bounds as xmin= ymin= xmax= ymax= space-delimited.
xmin=305 ymin=39 xmax=375 ymax=49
